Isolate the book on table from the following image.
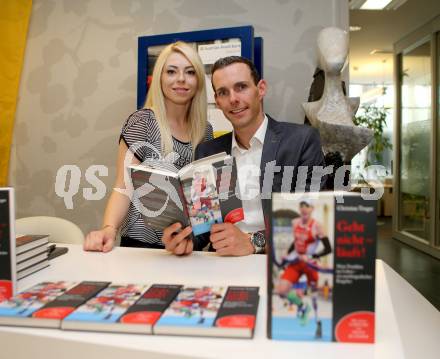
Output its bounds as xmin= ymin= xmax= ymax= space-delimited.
xmin=16 ymin=234 xmax=49 ymax=255
xmin=268 ymin=192 xmax=376 ymax=343
xmin=16 ymin=242 xmax=49 ymax=263
xmin=14 ymin=234 xmax=50 ymax=281
xmin=129 ymin=152 xmax=244 ymax=238
xmin=62 ymin=284 xmax=182 ymax=334
xmin=0 ymin=281 xmax=75 ymax=327
xmin=0 ymin=187 xmax=17 ymax=301
xmin=153 ymin=285 xmax=259 ymax=338
xmin=16 ymin=260 xmax=50 ymax=281
xmin=16 ymin=252 xmax=48 ymax=272
xmin=0 ymin=282 xmax=260 ymax=338
xmin=0 ymin=281 xmax=110 ymax=328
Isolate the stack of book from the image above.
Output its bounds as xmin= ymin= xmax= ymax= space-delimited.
xmin=16 ymin=234 xmax=50 ymax=280
xmin=0 ymin=281 xmax=260 ymax=339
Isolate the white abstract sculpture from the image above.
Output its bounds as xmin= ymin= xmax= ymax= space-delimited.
xmin=303 ymin=27 xmax=373 ymax=162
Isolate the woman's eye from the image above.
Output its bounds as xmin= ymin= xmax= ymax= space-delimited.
xmin=166 ymin=69 xmax=175 ymax=75
xmin=186 ymin=70 xmax=196 ymax=75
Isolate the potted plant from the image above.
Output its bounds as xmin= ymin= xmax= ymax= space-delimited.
xmin=353 ymin=104 xmax=392 ymax=168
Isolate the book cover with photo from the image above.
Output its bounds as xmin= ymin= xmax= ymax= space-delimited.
xmin=181 ymin=164 xmax=223 ymax=236
xmin=62 ymin=283 xmax=148 ymax=332
xmin=268 ymin=192 xmax=376 ymax=343
xmin=0 ymin=188 xmax=16 ymax=301
xmin=116 ymin=284 xmax=183 ymax=334
xmin=31 ymin=281 xmax=110 ymax=328
xmin=130 ymin=152 xmax=243 ymax=237
xmin=213 ymin=286 xmax=259 ymax=338
xmin=154 ymin=285 xmax=259 ymax=338
xmin=153 ymin=286 xmax=226 ymax=336
xmin=0 ymin=281 xmax=76 ymax=326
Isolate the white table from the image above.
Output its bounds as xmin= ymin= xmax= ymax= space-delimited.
xmin=1 ymin=245 xmax=439 ymax=359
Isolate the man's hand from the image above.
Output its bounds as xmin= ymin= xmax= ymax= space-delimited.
xmin=83 ymin=226 xmax=117 ymax=253
xmin=162 ymin=222 xmax=193 ymax=256
xmin=210 ymin=223 xmax=254 ymax=256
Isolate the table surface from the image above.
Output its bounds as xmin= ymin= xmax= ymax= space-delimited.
xmin=1 ymin=244 xmax=439 ymax=359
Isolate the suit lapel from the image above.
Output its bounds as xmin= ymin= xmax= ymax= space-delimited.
xmin=222 ymin=133 xmax=233 ymax=155
xmin=260 ymin=115 xmax=281 ymax=189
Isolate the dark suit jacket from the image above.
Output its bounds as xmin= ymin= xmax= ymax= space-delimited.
xmin=192 ymin=115 xmax=326 ymax=250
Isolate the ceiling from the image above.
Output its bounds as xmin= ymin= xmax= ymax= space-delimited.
xmin=349 ymin=0 xmax=440 ymax=84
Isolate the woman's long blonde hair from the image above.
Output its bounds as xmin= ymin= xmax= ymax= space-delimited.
xmin=145 ymin=41 xmax=207 ymax=156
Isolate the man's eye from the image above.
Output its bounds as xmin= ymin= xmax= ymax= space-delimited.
xmin=216 ymin=90 xmax=226 ymax=97
xmin=237 ymin=83 xmax=247 ymax=91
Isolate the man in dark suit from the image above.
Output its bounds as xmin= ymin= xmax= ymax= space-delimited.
xmin=163 ymin=56 xmax=325 ymax=256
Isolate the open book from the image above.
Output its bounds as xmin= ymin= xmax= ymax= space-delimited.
xmin=129 ymin=152 xmax=243 ymax=237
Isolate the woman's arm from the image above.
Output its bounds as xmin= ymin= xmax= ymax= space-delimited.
xmin=83 ymin=141 xmax=140 ymax=252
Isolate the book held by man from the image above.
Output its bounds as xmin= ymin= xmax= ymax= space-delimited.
xmin=130 ymin=152 xmax=243 ymax=237
xmin=268 ymin=192 xmax=376 ymax=343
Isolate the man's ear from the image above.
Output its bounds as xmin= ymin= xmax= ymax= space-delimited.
xmin=257 ymin=79 xmax=267 ymax=100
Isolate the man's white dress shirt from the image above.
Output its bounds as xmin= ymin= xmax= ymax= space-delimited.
xmin=231 ymin=115 xmax=268 ymax=234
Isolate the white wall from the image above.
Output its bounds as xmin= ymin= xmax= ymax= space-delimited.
xmin=10 ymin=0 xmax=348 ymax=234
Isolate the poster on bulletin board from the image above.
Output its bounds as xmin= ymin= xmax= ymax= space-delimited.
xmin=137 ymin=26 xmax=263 ymax=138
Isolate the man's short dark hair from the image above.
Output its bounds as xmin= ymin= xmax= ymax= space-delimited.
xmin=211 ymin=56 xmax=261 ymax=88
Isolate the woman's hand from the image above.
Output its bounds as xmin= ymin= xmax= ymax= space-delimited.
xmin=83 ymin=226 xmax=117 ymax=253
xmin=162 ymin=223 xmax=193 ymax=256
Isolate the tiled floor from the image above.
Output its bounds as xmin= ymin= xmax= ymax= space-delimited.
xmin=377 ymin=217 xmax=440 ymax=311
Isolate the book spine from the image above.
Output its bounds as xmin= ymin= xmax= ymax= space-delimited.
xmin=267 ymin=196 xmax=274 ymax=339
xmin=120 ymin=284 xmax=182 ymax=325
xmin=214 ymin=286 xmax=259 ymax=330
xmin=332 ymin=196 xmax=376 ymax=343
xmin=0 ymin=188 xmax=16 ymax=301
xmin=175 ymin=180 xmax=191 ymax=229
xmin=32 ymin=281 xmax=111 ymax=320
xmin=16 ymin=235 xmax=49 ymax=254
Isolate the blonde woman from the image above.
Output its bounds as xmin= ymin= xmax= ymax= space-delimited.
xmin=84 ymin=41 xmax=213 ymax=252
